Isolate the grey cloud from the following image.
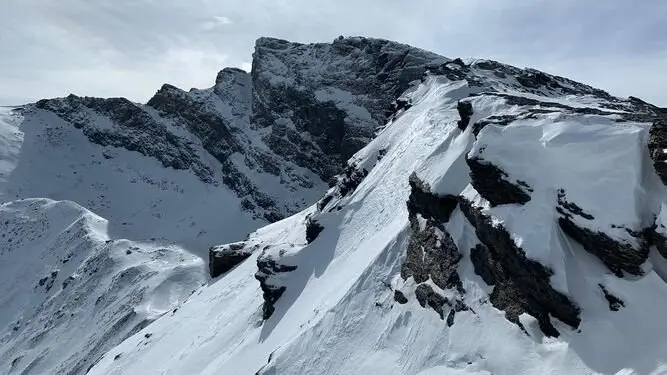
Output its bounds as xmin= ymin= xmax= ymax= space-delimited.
xmin=1 ymin=0 xmax=666 ymax=105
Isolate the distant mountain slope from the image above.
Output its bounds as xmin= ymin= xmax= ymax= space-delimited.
xmin=0 ymin=198 xmax=206 ymax=375
xmin=1 ymin=37 xmax=444 ymax=252
xmin=88 ymin=52 xmax=667 ymax=375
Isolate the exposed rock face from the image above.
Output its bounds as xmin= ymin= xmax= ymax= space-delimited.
xmin=459 ymin=198 xmax=581 ymax=337
xmin=209 ymin=242 xmax=254 ymax=278
xmin=456 ymin=101 xmax=474 ymax=131
xmin=466 ymin=156 xmax=532 ymax=206
xmin=555 ymin=188 xmax=649 ymax=276
xmin=648 ymin=113 xmax=667 ymax=184
xmin=316 ymin=162 xmax=369 ymax=213
xmin=406 ymin=173 xmax=459 ymax=223
xmin=556 ymin=189 xmax=594 ymax=220
xmin=599 ymin=284 xmax=625 ymax=311
xmin=400 ymin=173 xmax=465 ymax=322
xmin=336 ymin=163 xmax=369 ymax=197
xmin=147 ymin=83 xmax=242 ymax=161
xmin=401 ymin=220 xmax=463 ymax=294
xmin=402 ymin=174 xmax=462 ymax=292
xmin=446 ymin=300 xmax=470 ymax=328
xmin=251 ymin=37 xmax=445 ymax=181
xmin=385 ymin=98 xmax=412 ymax=124
xmin=255 ymin=255 xmax=298 ymax=319
xmin=414 ymin=284 xmax=449 ymax=319
xmin=558 ymin=216 xmax=649 ymax=277
xmin=472 ymin=114 xmax=523 ymax=137
xmin=393 ymin=290 xmax=408 ymax=304
xmin=305 ymin=217 xmax=324 ymax=244
xmin=652 ymin=225 xmax=667 ymax=258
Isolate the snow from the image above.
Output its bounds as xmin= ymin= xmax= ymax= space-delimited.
xmin=0 ymin=107 xmax=259 ymax=258
xmin=0 ymin=108 xmax=23 ymax=189
xmin=466 ymin=105 xmax=661 ymax=275
xmin=315 ymin=87 xmax=375 ymax=126
xmin=0 ymin=198 xmax=206 ymax=375
xmin=0 ymin=67 xmax=327 ymax=374
xmin=89 ymin=68 xmax=667 ymax=375
xmin=5 ymin=39 xmax=667 ymax=375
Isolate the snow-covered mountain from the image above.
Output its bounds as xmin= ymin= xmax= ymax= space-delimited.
xmin=3 ymin=36 xmax=667 ymax=375
xmin=0 ymin=36 xmax=444 ymax=375
xmin=0 ymin=199 xmax=206 ymax=374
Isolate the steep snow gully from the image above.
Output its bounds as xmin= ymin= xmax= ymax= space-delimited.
xmin=3 ymin=36 xmax=667 ymax=375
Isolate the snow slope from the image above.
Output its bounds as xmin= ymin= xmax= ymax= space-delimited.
xmin=0 ymin=198 xmax=206 ymax=375
xmin=89 ymin=60 xmax=667 ymax=375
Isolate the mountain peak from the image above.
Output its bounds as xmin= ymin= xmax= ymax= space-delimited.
xmin=3 ymin=36 xmax=667 ymax=375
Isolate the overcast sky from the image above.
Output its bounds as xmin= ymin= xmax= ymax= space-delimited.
xmin=2 ymin=0 xmax=666 ymax=106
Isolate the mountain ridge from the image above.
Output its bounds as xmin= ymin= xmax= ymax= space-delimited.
xmin=2 ymin=36 xmax=667 ymax=375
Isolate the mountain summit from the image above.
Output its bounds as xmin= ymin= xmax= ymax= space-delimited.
xmin=2 ymin=36 xmax=667 ymax=375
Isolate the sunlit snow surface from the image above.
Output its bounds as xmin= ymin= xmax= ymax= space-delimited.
xmin=87 ymin=72 xmax=667 ymax=375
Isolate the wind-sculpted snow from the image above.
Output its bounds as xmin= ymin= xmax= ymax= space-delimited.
xmin=0 ymin=198 xmax=206 ymax=375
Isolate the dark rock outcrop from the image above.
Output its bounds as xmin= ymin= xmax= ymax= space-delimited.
xmin=400 ymin=219 xmax=463 ymax=293
xmin=472 ymin=115 xmax=518 ymax=137
xmin=400 ymin=173 xmax=465 ymax=320
xmin=598 ymin=284 xmax=625 ymax=311
xmin=513 ymin=68 xmax=617 ymax=100
xmin=557 ymin=216 xmax=649 ymax=277
xmin=460 ymin=198 xmax=580 ymax=337
xmin=305 ymin=217 xmax=324 ymax=244
xmin=424 ymin=60 xmax=479 ymax=85
xmin=386 ymin=98 xmax=413 ymax=123
xmin=456 ymin=101 xmax=474 ymax=131
xmin=556 ymin=188 xmax=649 ymax=276
xmin=469 ymin=244 xmax=499 ymax=286
xmin=415 ymin=284 xmax=448 ymax=319
xmin=147 ymin=83 xmax=241 ymax=161
xmin=651 ymin=225 xmax=667 ymax=258
xmin=251 ymin=37 xmax=444 ymax=181
xmin=466 ymin=157 xmax=532 ymax=206
xmin=393 ymin=290 xmax=408 ymax=304
xmin=648 ymin=117 xmax=667 ymax=184
xmin=476 ymin=92 xmax=653 ymax=119
xmin=255 ymin=256 xmax=298 ymax=319
xmin=406 ymin=173 xmax=459 ymax=224
xmin=446 ymin=300 xmax=470 ymax=327
xmin=402 ymin=174 xmax=463 ymax=292
xmin=209 ymin=242 xmax=254 ymax=278
xmin=316 ymin=162 xmax=370 ymax=213
xmin=220 ymin=159 xmax=284 ymax=222
xmin=337 ymin=163 xmax=369 ymax=197
xmin=556 ymin=189 xmax=594 ymax=220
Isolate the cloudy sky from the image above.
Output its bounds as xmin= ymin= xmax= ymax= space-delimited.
xmin=2 ymin=0 xmax=666 ymax=106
